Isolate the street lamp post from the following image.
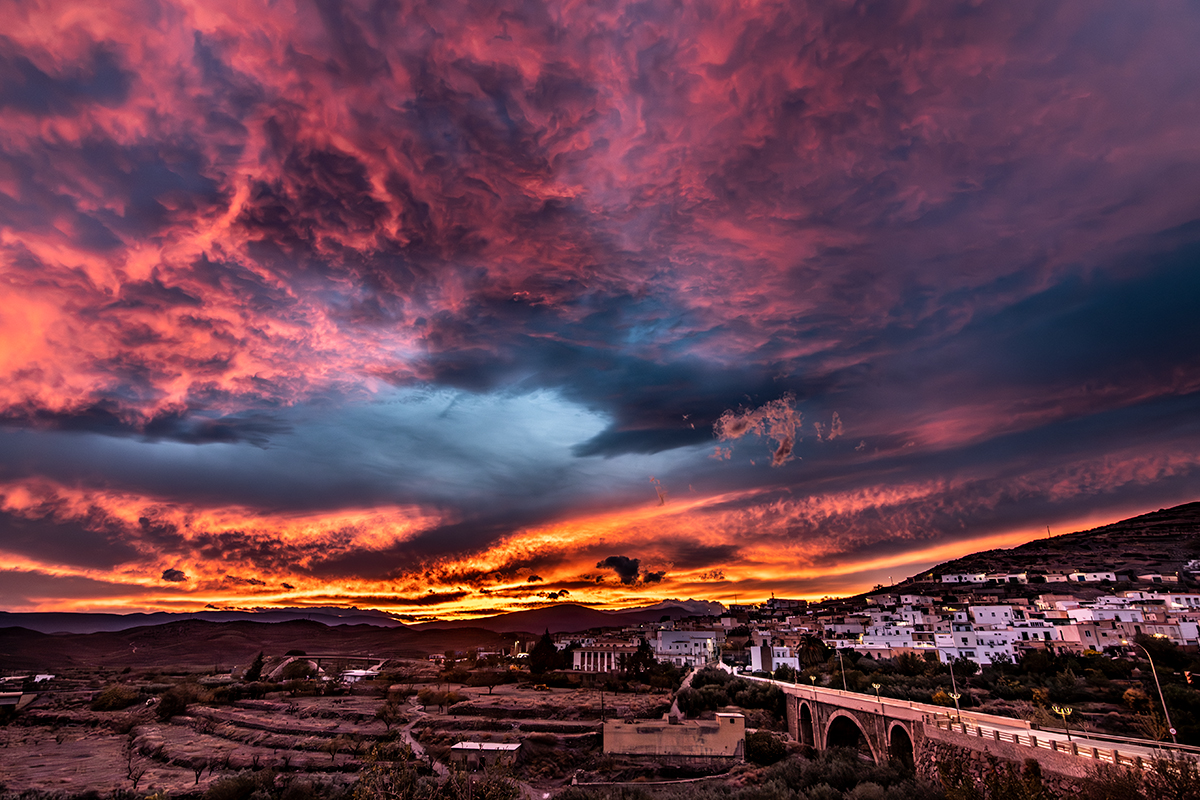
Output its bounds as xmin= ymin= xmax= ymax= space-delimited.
xmin=838 ymin=650 xmax=848 ymax=691
xmin=872 ymin=682 xmax=882 ymax=712
xmin=1051 ymin=705 xmax=1073 ymax=741
xmin=1122 ymin=639 xmax=1177 ymax=744
xmin=948 ymin=658 xmax=963 ymax=722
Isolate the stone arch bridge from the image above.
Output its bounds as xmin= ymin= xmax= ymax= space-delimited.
xmin=783 ymin=683 xmax=923 ymax=768
xmin=741 ymin=676 xmax=1197 ymax=781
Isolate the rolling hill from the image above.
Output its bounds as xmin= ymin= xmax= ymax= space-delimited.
xmin=0 ymin=619 xmax=511 ymax=671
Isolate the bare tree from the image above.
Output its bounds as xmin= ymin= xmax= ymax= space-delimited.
xmin=325 ymin=735 xmax=346 ymax=765
xmin=123 ymin=735 xmax=148 ymax=791
xmin=191 ymin=756 xmax=208 ymax=786
xmin=376 ymin=699 xmax=404 ymax=732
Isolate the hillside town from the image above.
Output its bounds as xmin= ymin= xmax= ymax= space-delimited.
xmin=558 ymin=568 xmax=1200 ymax=675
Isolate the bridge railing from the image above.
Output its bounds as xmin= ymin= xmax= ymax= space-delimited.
xmin=928 ymin=716 xmax=1200 ymax=768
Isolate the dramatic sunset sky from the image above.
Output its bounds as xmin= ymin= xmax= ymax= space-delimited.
xmin=3 ymin=1 xmax=1200 ymax=618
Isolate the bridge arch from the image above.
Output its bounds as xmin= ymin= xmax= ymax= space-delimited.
xmin=887 ymin=722 xmax=914 ymax=772
xmin=798 ymin=701 xmax=815 ymax=747
xmin=823 ymin=711 xmax=878 ymax=763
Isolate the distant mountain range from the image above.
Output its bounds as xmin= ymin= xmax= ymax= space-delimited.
xmin=914 ymin=501 xmax=1200 ymax=586
xmin=0 ymin=598 xmax=724 ymax=636
xmin=412 ymin=600 xmax=722 ymax=634
xmin=0 ymin=619 xmax=515 ymax=671
xmin=0 ymin=607 xmax=410 ymax=635
xmin=0 ymin=599 xmax=727 ymax=671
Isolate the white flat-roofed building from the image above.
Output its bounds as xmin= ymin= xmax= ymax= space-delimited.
xmin=1136 ymin=573 xmax=1179 ymax=584
xmin=574 ymin=642 xmax=638 ymax=673
xmin=940 ymin=573 xmax=986 ymax=584
xmin=1067 ymin=607 xmax=1144 ymax=623
xmin=654 ymin=630 xmax=724 ymax=668
xmin=449 ymin=742 xmax=521 ymax=770
xmin=750 ymin=643 xmax=799 ymax=673
xmin=970 ymin=605 xmax=1020 ymax=626
xmin=935 ymin=624 xmax=1018 ymax=664
xmin=1069 ymin=571 xmax=1117 ymax=583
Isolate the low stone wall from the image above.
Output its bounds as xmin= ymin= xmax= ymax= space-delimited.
xmin=917 ymin=738 xmax=1083 ymax=796
xmin=920 ymin=723 xmax=1090 ymax=779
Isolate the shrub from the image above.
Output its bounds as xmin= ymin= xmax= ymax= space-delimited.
xmin=745 ymin=730 xmax=787 ymax=765
xmin=282 ymin=660 xmax=317 ymax=681
xmin=156 ymin=683 xmax=203 ymax=721
xmin=1078 ymin=763 xmax=1146 ymax=800
xmin=92 ymin=684 xmax=140 ymax=711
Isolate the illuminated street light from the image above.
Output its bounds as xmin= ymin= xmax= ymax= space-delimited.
xmin=872 ymin=682 xmax=882 ymax=711
xmin=1051 ymin=705 xmax=1073 ymax=741
xmin=1121 ymin=639 xmax=1177 ymax=744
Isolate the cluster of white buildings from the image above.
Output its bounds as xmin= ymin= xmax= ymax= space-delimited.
xmin=550 ymin=581 xmax=1200 ymax=676
xmin=749 ymin=589 xmax=1200 ymax=669
xmin=938 ymin=570 xmax=1182 ymax=585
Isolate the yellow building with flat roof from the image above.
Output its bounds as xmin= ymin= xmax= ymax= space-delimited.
xmin=603 ymin=712 xmax=745 ymax=759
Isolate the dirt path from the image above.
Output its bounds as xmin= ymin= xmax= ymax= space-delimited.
xmin=400 ymin=695 xmax=448 ymax=777
xmin=403 ymin=695 xmax=555 ymax=799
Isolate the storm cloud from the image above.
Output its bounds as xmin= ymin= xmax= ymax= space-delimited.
xmin=1 ymin=1 xmax=1200 ymax=615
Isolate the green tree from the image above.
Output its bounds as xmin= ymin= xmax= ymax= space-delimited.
xmin=622 ymin=639 xmax=657 ymax=677
xmin=376 ymin=699 xmax=404 ymax=732
xmin=798 ymin=635 xmax=831 ymax=667
xmin=529 ymin=630 xmax=559 ymax=675
xmin=245 ymin=651 xmax=264 ymax=682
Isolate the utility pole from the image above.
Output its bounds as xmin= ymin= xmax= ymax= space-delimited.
xmin=949 ymin=658 xmax=963 ymax=722
xmin=1123 ymin=639 xmax=1177 ymax=744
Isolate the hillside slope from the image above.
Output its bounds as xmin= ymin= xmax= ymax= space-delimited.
xmin=922 ymin=501 xmax=1200 ymax=582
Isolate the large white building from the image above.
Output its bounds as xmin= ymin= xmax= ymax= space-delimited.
xmin=654 ymin=630 xmax=723 ymax=668
xmin=573 ymin=642 xmax=638 ymax=673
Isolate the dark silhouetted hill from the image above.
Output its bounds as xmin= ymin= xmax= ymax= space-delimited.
xmin=0 ymin=607 xmax=409 ymax=635
xmin=918 ymin=501 xmax=1200 ymax=585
